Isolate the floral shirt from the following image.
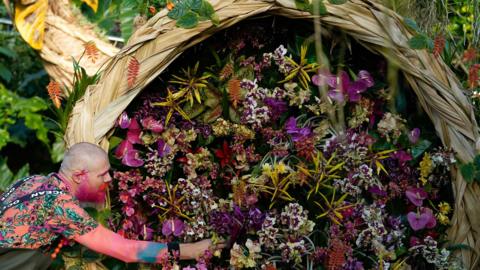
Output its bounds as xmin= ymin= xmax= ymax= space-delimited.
xmin=0 ymin=174 xmax=98 ymax=249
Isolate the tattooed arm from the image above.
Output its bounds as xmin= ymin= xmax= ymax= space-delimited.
xmin=74 ymin=224 xmax=214 ymax=263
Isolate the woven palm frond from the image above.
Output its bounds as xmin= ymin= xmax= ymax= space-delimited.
xmin=64 ymin=0 xmax=480 ymax=268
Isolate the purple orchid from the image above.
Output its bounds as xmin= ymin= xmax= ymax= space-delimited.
xmin=392 ymin=150 xmax=412 ymax=166
xmin=127 ymin=119 xmax=142 ymax=144
xmin=157 ymin=139 xmax=171 ymax=157
xmin=408 ymin=128 xmax=420 ymax=144
xmin=264 ymin=97 xmax=287 ymax=121
xmin=406 ymin=187 xmax=428 ymax=206
xmin=313 ymin=70 xmax=373 ymax=103
xmin=162 ymin=218 xmax=185 ymax=237
xmin=285 ymin=117 xmax=311 ymax=141
xmin=407 ymin=207 xmax=436 ymax=231
xmin=118 ymin=112 xmax=131 ymax=129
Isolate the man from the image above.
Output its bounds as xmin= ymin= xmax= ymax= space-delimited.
xmin=0 ymin=142 xmax=222 ymax=269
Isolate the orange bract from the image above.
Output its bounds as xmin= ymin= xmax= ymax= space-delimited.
xmin=84 ymin=41 xmax=99 ymax=63
xmin=326 ymin=239 xmax=347 ymax=270
xmin=432 ymin=35 xmax=445 ymax=58
xmin=463 ymin=48 xmax=477 ymax=63
xmin=127 ymin=57 xmax=140 ymax=88
xmin=47 ymin=81 xmax=62 ymax=108
xmin=228 ymin=78 xmax=241 ymax=108
xmin=167 ymin=1 xmax=175 ymax=11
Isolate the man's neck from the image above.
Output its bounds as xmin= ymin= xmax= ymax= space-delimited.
xmin=56 ymin=171 xmax=76 ymax=194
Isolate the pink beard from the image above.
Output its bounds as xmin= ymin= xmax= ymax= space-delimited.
xmin=75 ymin=180 xmax=107 ymax=204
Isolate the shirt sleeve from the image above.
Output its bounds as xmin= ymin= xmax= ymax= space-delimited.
xmin=46 ymin=193 xmax=98 ymax=239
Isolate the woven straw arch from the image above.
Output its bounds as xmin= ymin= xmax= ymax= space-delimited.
xmin=65 ymin=0 xmax=480 ymax=268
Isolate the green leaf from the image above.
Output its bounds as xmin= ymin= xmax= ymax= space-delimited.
xmin=0 ymin=158 xmax=14 ymax=191
xmin=108 ymin=136 xmax=123 ymax=151
xmin=176 ymin=11 xmax=199 ymax=28
xmin=51 ymin=138 xmax=65 ymax=163
xmin=404 ymin=18 xmax=421 ymax=33
xmin=408 ymin=34 xmax=429 ymax=49
xmin=0 ymin=63 xmax=13 ymax=82
xmin=411 ymin=139 xmax=431 ymax=159
xmin=474 ymin=155 xmax=480 ymax=168
xmin=168 ymin=1 xmax=187 ymax=19
xmin=197 ymin=0 xmax=218 ymax=24
xmin=460 ymin=163 xmax=475 ymax=183
xmin=186 ymin=0 xmax=202 ymax=11
xmin=13 ymin=163 xmax=30 ymax=180
xmin=295 ymin=0 xmax=313 ymax=12
xmin=119 ymin=0 xmax=138 ymax=43
xmin=0 ymin=47 xmax=17 ymax=58
xmin=328 ymin=0 xmax=347 ymax=4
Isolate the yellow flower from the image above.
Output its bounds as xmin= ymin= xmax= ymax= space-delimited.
xmin=438 ymin=202 xmax=451 ymax=214
xmin=419 ymin=153 xmax=433 ymax=185
xmin=274 ymin=162 xmax=287 ymax=174
xmin=262 ymin=163 xmax=272 ymax=176
xmin=436 ymin=213 xmax=450 ymax=225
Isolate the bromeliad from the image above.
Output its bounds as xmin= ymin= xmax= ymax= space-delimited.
xmin=151 ymin=88 xmax=190 ymax=126
xmin=169 ymin=62 xmax=212 ymax=106
xmin=279 ymin=45 xmax=319 ymax=90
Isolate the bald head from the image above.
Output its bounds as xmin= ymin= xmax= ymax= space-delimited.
xmin=60 ymin=142 xmax=108 ymax=174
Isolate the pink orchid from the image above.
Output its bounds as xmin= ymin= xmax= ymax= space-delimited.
xmin=405 ymin=187 xmax=428 ymax=206
xmin=122 ymin=149 xmax=144 ymax=167
xmin=127 ymin=119 xmax=142 ymax=144
xmin=162 ymin=218 xmax=185 ymax=237
xmin=142 ymin=116 xmax=164 ymax=133
xmin=407 ymin=207 xmax=436 ymax=231
xmin=115 ymin=139 xmax=144 ymax=167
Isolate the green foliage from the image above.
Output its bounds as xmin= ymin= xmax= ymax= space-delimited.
xmin=168 ymin=0 xmax=219 ymax=28
xmin=50 ymin=58 xmax=100 ymax=136
xmin=0 ymin=158 xmax=29 ymax=192
xmin=460 ymin=155 xmax=480 ymax=184
xmin=0 ymin=84 xmax=50 ymax=149
xmin=411 ymin=139 xmax=432 ymax=159
xmin=295 ymin=0 xmax=328 ymax=15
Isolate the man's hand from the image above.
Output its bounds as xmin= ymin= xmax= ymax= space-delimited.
xmin=180 ymin=238 xmax=226 ymax=260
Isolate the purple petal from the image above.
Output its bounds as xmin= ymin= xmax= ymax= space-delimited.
xmin=122 ymin=149 xmax=144 ymax=167
xmin=118 ymin=112 xmax=131 ymax=129
xmin=405 ymin=187 xmax=427 ymax=206
xmin=285 ymin=117 xmax=298 ymax=131
xmin=157 ymin=139 xmax=171 ymax=157
xmin=408 ymin=128 xmax=420 ymax=144
xmin=338 ymin=71 xmax=351 ymax=92
xmin=328 ymin=89 xmax=345 ymax=103
xmin=312 ymin=69 xmax=334 ymax=87
xmin=357 ymin=70 xmax=374 ymax=88
xmin=347 ymin=80 xmax=368 ymax=102
xmin=407 ymin=212 xmax=428 ymax=231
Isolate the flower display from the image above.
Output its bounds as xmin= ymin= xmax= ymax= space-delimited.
xmin=107 ymin=21 xmax=461 ymax=269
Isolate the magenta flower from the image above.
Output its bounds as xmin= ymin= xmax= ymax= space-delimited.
xmin=162 ymin=218 xmax=185 ymax=237
xmin=118 ymin=112 xmax=131 ymax=129
xmin=392 ymin=150 xmax=412 ymax=166
xmin=285 ymin=117 xmax=311 ymax=141
xmin=317 ymin=70 xmax=373 ymax=103
xmin=115 ymin=139 xmax=144 ymax=167
xmin=142 ymin=116 xmax=164 ymax=133
xmin=405 ymin=187 xmax=427 ymax=206
xmin=122 ymin=149 xmax=144 ymax=167
xmin=408 ymin=128 xmax=420 ymax=144
xmin=127 ymin=119 xmax=142 ymax=144
xmin=407 ymin=207 xmax=436 ymax=231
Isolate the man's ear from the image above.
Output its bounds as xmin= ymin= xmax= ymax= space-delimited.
xmin=72 ymin=169 xmax=89 ymax=184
